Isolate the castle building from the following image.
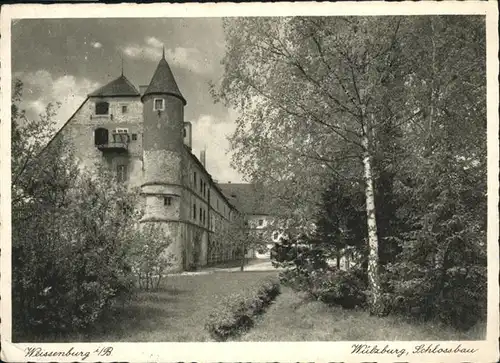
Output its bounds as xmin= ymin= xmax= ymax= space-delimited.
xmin=55 ymin=52 xmax=246 ymax=271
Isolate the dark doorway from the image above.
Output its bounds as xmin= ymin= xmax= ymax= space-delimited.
xmin=94 ymin=127 xmax=109 ymax=145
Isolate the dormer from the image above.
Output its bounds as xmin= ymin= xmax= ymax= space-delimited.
xmin=88 ymin=74 xmax=140 ymax=120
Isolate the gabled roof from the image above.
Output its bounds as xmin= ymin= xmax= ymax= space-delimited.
xmin=218 ymin=183 xmax=275 ymax=216
xmin=142 ymin=54 xmax=186 ymax=105
xmin=89 ymin=74 xmax=140 ymax=97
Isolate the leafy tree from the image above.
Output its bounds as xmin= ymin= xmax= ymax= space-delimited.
xmin=128 ymin=224 xmax=176 ymax=290
xmin=383 ymin=16 xmax=487 ymax=329
xmin=314 ymin=177 xmax=367 ymax=269
xmin=214 ymin=213 xmax=266 ymax=271
xmin=214 ymin=15 xmax=486 ymax=318
xmin=213 ymin=16 xmax=411 ymax=315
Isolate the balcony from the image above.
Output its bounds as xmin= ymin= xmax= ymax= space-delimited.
xmin=95 ymin=131 xmax=129 ymax=153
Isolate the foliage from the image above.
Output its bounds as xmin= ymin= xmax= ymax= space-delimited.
xmin=215 ymin=15 xmax=487 ymax=326
xmin=279 ymin=268 xmax=367 ymax=309
xmin=12 ymin=80 xmax=137 ymax=337
xmin=310 ymin=268 xmax=367 ymax=309
xmin=213 ymin=15 xmax=417 ymax=315
xmin=128 ymin=224 xmax=176 ymax=290
xmin=271 ymin=236 xmax=328 ymax=272
xmin=205 ymin=276 xmax=280 ymax=341
xmin=274 ymin=233 xmax=366 ymax=309
xmin=380 ymin=16 xmax=487 ymax=330
xmin=215 ymin=213 xmax=267 ymax=270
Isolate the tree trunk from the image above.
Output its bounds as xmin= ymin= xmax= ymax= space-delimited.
xmin=362 ymin=130 xmax=384 ymax=316
xmin=240 ymin=247 xmax=245 ymax=271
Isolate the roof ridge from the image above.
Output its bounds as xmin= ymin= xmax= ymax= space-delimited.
xmin=89 ymin=74 xmax=140 ymax=97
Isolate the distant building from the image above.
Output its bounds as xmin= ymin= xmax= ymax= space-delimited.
xmin=218 ymin=183 xmax=283 ymax=259
xmin=50 ymin=51 xmax=280 ymax=271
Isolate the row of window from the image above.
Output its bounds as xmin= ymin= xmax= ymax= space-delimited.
xmin=95 ymin=101 xmax=128 ymax=115
xmin=192 ymin=202 xmax=207 ymax=226
xmin=95 ymin=98 xmax=165 ymax=116
xmin=192 ymin=171 xmax=211 ymax=201
xmin=192 ymin=171 xmax=232 ymax=220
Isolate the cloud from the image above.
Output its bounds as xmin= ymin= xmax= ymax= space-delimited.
xmin=122 ymin=44 xmax=162 ymax=62
xmin=165 ymin=47 xmax=208 ymax=75
xmin=91 ymin=41 xmax=102 ymax=49
xmin=14 ymin=70 xmax=100 ymax=131
xmin=145 ymin=36 xmax=163 ymax=48
xmin=191 ymin=114 xmax=244 ymax=183
xmin=120 ymin=37 xmax=212 ymax=74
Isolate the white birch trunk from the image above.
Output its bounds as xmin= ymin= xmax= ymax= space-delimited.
xmin=361 ymin=128 xmax=384 ymax=315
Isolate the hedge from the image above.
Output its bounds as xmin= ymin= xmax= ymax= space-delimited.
xmin=205 ymin=276 xmax=280 ymax=341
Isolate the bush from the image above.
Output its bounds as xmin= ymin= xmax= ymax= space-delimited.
xmin=271 ymin=236 xmax=328 ymax=272
xmin=12 ymin=154 xmax=138 ymax=337
xmin=129 ymin=224 xmax=176 ymax=290
xmin=205 ymin=276 xmax=280 ymax=341
xmin=311 ymin=268 xmax=367 ymax=309
xmin=280 ymin=267 xmax=367 ymax=309
xmin=383 ymin=261 xmax=487 ymax=330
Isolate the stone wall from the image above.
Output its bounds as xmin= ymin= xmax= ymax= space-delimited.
xmin=61 ymin=95 xmax=144 ymax=189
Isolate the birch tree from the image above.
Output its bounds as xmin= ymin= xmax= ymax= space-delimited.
xmin=213 ymin=16 xmax=414 ymax=315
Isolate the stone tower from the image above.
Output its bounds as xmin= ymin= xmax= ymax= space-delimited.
xmin=140 ymin=49 xmax=187 ymax=258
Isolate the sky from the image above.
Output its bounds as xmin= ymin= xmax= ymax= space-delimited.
xmin=11 ymin=18 xmax=245 ymax=183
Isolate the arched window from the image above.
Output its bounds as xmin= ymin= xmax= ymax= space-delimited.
xmin=94 ymin=128 xmax=109 ymax=145
xmin=95 ymin=101 xmax=109 ymax=115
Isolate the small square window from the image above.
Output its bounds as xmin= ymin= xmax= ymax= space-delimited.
xmin=164 ymin=196 xmax=172 ymax=206
xmin=258 ymin=219 xmax=264 ymax=227
xmin=122 ymin=105 xmax=128 ymax=114
xmin=153 ymin=98 xmax=165 ymax=111
xmin=95 ymin=101 xmax=109 ymax=115
xmin=132 ymin=133 xmax=137 ymax=141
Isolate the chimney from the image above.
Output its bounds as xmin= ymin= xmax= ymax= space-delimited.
xmin=200 ymin=150 xmax=206 ymax=167
xmin=139 ymin=85 xmax=148 ymax=95
xmin=228 ymin=181 xmax=231 ymax=184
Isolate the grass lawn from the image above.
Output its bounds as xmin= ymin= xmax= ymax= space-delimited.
xmin=239 ymin=287 xmax=486 ymax=341
xmin=23 ymin=273 xmax=485 ymax=342
xmin=39 ymin=271 xmax=278 ymax=342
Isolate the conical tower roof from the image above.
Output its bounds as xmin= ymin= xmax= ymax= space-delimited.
xmin=89 ymin=74 xmax=140 ymax=97
xmin=143 ymin=50 xmax=186 ymax=105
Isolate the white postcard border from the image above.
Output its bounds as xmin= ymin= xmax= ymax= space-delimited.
xmin=1 ymin=2 xmax=498 ymax=363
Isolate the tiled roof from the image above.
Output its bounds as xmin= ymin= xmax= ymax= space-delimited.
xmin=143 ymin=55 xmax=186 ymax=105
xmin=218 ymin=183 xmax=274 ymax=215
xmin=89 ymin=75 xmax=140 ymax=97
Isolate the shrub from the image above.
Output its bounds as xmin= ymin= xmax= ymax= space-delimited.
xmin=383 ymin=260 xmax=487 ymax=330
xmin=280 ymin=267 xmax=367 ymax=309
xmin=12 ymin=141 xmax=138 ymax=337
xmin=128 ymin=224 xmax=176 ymax=290
xmin=205 ymin=276 xmax=280 ymax=341
xmin=311 ymin=268 xmax=367 ymax=309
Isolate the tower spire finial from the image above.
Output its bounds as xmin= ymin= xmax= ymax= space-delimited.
xmin=162 ymin=45 xmax=165 ymax=59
